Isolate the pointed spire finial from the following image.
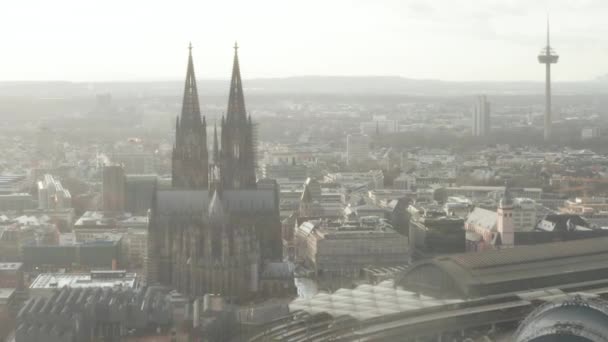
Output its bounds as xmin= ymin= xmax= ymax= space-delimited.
xmin=226 ymin=42 xmax=247 ymax=123
xmin=179 ymin=41 xmax=201 ymax=126
xmin=233 ymin=41 xmax=239 ymax=52
xmin=501 ymin=179 xmax=513 ymax=207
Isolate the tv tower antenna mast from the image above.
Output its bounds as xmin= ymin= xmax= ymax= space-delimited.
xmin=538 ymin=16 xmax=559 ymax=141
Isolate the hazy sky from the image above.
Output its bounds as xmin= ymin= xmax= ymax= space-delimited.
xmin=2 ymin=0 xmax=608 ymax=82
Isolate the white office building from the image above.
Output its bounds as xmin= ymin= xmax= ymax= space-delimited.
xmin=346 ymin=134 xmax=370 ymax=165
xmin=472 ymin=95 xmax=491 ymax=137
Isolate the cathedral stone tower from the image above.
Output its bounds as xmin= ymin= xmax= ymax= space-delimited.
xmin=221 ymin=42 xmax=257 ymax=190
xmin=172 ymin=43 xmax=209 ymax=189
xmin=146 ymin=43 xmax=281 ymax=301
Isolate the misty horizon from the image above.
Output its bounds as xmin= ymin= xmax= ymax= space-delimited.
xmin=5 ymin=2 xmax=608 ymax=341
xmin=4 ymin=74 xmax=608 ymax=84
xmin=3 ymin=0 xmax=608 ymax=82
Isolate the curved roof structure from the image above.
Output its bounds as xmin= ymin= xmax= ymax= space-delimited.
xmin=514 ymin=295 xmax=608 ymax=342
xmin=289 ymin=280 xmax=461 ymax=320
xmin=400 ymin=237 xmax=608 ymax=298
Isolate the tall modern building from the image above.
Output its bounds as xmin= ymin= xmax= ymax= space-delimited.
xmin=102 ymin=165 xmax=126 ymax=212
xmin=146 ymin=44 xmax=281 ymax=300
xmin=471 ymin=95 xmax=490 ymax=137
xmin=346 ymin=133 xmax=370 ymax=165
xmin=538 ymin=18 xmax=559 ymax=141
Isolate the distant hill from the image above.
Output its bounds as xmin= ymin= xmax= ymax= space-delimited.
xmin=0 ymin=76 xmax=607 ymax=97
xmin=248 ymin=76 xmax=608 ymax=96
xmin=593 ymin=74 xmax=608 ymax=82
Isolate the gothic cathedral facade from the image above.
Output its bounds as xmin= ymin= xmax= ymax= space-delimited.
xmin=146 ymin=44 xmax=281 ymax=301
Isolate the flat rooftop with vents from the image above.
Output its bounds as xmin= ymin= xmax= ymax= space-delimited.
xmin=0 ymin=263 xmax=22 ymax=271
xmin=29 ymin=270 xmax=137 ymax=296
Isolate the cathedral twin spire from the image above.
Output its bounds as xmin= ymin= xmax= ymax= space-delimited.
xmin=172 ymin=42 xmax=257 ymax=191
xmin=221 ymin=42 xmax=257 ymax=190
xmin=172 ymin=43 xmax=208 ymax=189
xmin=181 ymin=43 xmax=203 ymax=128
xmin=226 ymin=42 xmax=247 ymax=124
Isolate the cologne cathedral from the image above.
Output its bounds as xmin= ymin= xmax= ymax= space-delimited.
xmin=146 ymin=44 xmax=281 ymax=300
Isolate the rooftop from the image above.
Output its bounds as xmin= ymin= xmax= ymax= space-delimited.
xmin=0 ymin=193 xmax=32 ymax=198
xmin=0 ymin=288 xmax=15 ymax=304
xmin=0 ymin=262 xmax=23 ymax=271
xmin=58 ymin=232 xmax=122 ymax=246
xmin=30 ymin=270 xmax=137 ymax=289
xmin=74 ymin=211 xmax=148 ymax=229
xmin=447 ymin=185 xmax=542 ymax=192
xmin=401 ymin=236 xmax=608 ymax=298
xmin=297 ymin=216 xmax=399 ymax=238
xmin=117 ymin=215 xmax=149 ymax=227
xmin=0 ymin=288 xmax=15 ymax=299
xmin=465 ymin=207 xmax=497 ymax=232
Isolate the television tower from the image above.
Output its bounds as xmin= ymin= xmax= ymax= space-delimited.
xmin=538 ymin=17 xmax=559 ymax=141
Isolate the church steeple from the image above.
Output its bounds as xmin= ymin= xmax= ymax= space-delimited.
xmin=172 ymin=43 xmax=209 ymax=189
xmin=497 ymin=179 xmax=514 ymax=247
xmin=180 ymin=42 xmax=202 ymax=127
xmin=219 ymin=43 xmax=257 ymax=190
xmin=226 ymin=42 xmax=247 ymax=123
xmin=500 ymin=180 xmax=513 ymax=208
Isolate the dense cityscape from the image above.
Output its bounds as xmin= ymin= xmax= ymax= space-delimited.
xmin=4 ymin=3 xmax=608 ymax=342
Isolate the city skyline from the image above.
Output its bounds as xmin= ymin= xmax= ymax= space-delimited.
xmin=3 ymin=0 xmax=608 ymax=82
xmin=6 ymin=2 xmax=608 ymax=341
